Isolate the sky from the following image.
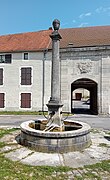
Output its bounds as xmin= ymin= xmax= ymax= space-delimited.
xmin=0 ymin=0 xmax=110 ymax=35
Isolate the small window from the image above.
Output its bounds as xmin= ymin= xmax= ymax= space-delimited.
xmin=0 ymin=93 xmax=5 ymax=108
xmin=0 ymin=54 xmax=12 ymax=63
xmin=5 ymin=54 xmax=12 ymax=63
xmin=0 ymin=55 xmax=5 ymax=63
xmin=21 ymin=93 xmax=31 ymax=108
xmin=0 ymin=68 xmax=3 ymax=85
xmin=24 ymin=53 xmax=28 ymax=60
xmin=21 ymin=67 xmax=32 ymax=85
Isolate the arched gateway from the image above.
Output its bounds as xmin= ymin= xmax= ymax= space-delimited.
xmin=71 ymin=78 xmax=98 ymax=115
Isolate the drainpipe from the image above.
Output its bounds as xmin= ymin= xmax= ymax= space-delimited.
xmin=100 ymin=54 xmax=103 ymax=114
xmin=42 ymin=49 xmax=47 ymax=112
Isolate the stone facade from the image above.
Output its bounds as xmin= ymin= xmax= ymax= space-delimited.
xmin=0 ymin=51 xmax=51 ymax=111
xmin=60 ymin=46 xmax=110 ymax=114
xmin=0 ymin=46 xmax=110 ymax=114
xmin=0 ymin=29 xmax=110 ymax=114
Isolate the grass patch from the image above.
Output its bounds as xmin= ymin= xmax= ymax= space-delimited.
xmin=1 ymin=156 xmax=109 ymax=180
xmin=78 ymin=160 xmax=110 ymax=180
xmin=0 ymin=111 xmax=47 ymax=115
xmin=74 ymin=176 xmax=84 ymax=180
xmin=0 ymin=128 xmax=19 ymax=138
xmin=0 ymin=128 xmax=110 ymax=179
xmin=0 ymin=153 xmax=72 ymax=180
xmin=0 ymin=111 xmax=73 ymax=116
xmin=0 ymin=128 xmax=72 ymax=179
xmin=99 ymin=143 xmax=110 ymax=148
xmin=82 ymin=172 xmax=101 ymax=180
xmin=0 ymin=141 xmax=6 ymax=148
xmin=90 ymin=128 xmax=100 ymax=133
xmin=106 ymin=131 xmax=110 ymax=135
xmin=84 ymin=160 xmax=110 ymax=172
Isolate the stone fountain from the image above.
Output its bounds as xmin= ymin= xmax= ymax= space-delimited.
xmin=20 ymin=19 xmax=91 ymax=153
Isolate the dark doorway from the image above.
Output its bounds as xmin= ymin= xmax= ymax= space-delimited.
xmin=71 ymin=78 xmax=98 ymax=115
xmin=75 ymin=93 xmax=82 ymax=100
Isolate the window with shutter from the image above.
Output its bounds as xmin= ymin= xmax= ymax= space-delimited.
xmin=21 ymin=93 xmax=31 ymax=108
xmin=0 ymin=69 xmax=3 ymax=85
xmin=21 ymin=67 xmax=32 ymax=85
xmin=0 ymin=93 xmax=5 ymax=108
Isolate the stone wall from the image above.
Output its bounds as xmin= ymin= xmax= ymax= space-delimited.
xmin=60 ymin=46 xmax=110 ymax=114
xmin=0 ymin=51 xmax=51 ymax=111
xmin=0 ymin=46 xmax=110 ymax=114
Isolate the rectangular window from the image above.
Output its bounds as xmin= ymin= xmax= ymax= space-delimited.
xmin=0 ymin=55 xmax=5 ymax=63
xmin=21 ymin=93 xmax=31 ymax=108
xmin=5 ymin=54 xmax=12 ymax=63
xmin=0 ymin=68 xmax=3 ymax=85
xmin=24 ymin=53 xmax=28 ymax=60
xmin=21 ymin=67 xmax=32 ymax=85
xmin=0 ymin=54 xmax=12 ymax=63
xmin=0 ymin=93 xmax=5 ymax=108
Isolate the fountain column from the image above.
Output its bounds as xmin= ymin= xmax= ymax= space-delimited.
xmin=20 ymin=19 xmax=91 ymax=152
xmin=46 ymin=19 xmax=63 ymax=131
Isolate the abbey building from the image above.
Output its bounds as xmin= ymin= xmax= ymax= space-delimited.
xmin=0 ymin=26 xmax=110 ymax=114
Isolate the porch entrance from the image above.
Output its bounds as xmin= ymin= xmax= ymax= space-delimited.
xmin=71 ymin=78 xmax=98 ymax=115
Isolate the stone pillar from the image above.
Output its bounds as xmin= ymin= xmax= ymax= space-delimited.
xmin=46 ymin=19 xmax=63 ymax=131
xmin=51 ymin=32 xmax=61 ymax=101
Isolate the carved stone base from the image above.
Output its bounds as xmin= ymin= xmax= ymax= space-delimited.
xmin=46 ymin=99 xmax=63 ymax=131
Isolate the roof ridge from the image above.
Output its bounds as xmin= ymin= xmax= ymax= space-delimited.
xmin=60 ymin=25 xmax=110 ymax=31
xmin=1 ymin=25 xmax=110 ymax=37
xmin=0 ymin=29 xmax=53 ymax=37
xmin=0 ymin=26 xmax=110 ymax=52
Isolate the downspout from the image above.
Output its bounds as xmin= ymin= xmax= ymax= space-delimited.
xmin=42 ymin=49 xmax=47 ymax=112
xmin=42 ymin=28 xmax=53 ymax=115
xmin=100 ymin=53 xmax=103 ymax=114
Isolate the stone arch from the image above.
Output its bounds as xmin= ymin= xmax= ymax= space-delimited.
xmin=71 ymin=78 xmax=98 ymax=115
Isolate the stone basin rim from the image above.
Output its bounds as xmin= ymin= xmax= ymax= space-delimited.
xmin=20 ymin=120 xmax=91 ymax=138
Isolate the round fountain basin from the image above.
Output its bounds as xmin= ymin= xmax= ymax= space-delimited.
xmin=20 ymin=120 xmax=91 ymax=153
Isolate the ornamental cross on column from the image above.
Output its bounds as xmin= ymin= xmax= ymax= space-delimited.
xmin=45 ymin=19 xmax=64 ymax=132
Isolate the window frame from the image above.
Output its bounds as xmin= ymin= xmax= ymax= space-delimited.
xmin=23 ymin=52 xmax=29 ymax=60
xmin=20 ymin=92 xmax=32 ymax=109
xmin=20 ymin=66 xmax=33 ymax=86
xmin=0 ymin=93 xmax=5 ymax=108
xmin=0 ymin=54 xmax=12 ymax=64
xmin=0 ymin=68 xmax=3 ymax=85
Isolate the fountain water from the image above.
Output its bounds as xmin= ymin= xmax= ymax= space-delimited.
xmin=20 ymin=19 xmax=91 ymax=153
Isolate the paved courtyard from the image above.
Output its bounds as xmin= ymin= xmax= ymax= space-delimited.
xmin=0 ymin=126 xmax=110 ymax=179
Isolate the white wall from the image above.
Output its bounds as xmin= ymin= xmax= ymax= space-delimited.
xmin=0 ymin=52 xmax=51 ymax=111
xmin=1 ymin=47 xmax=110 ymax=114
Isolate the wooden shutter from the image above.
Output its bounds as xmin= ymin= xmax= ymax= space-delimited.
xmin=21 ymin=93 xmax=31 ymax=108
xmin=0 ymin=93 xmax=5 ymax=108
xmin=0 ymin=69 xmax=3 ymax=85
xmin=21 ymin=67 xmax=31 ymax=85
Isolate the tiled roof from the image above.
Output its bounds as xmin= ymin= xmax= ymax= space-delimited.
xmin=59 ymin=26 xmax=110 ymax=48
xmin=0 ymin=26 xmax=110 ymax=53
xmin=0 ymin=29 xmax=52 ymax=53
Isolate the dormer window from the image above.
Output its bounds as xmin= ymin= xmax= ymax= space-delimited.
xmin=24 ymin=53 xmax=28 ymax=60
